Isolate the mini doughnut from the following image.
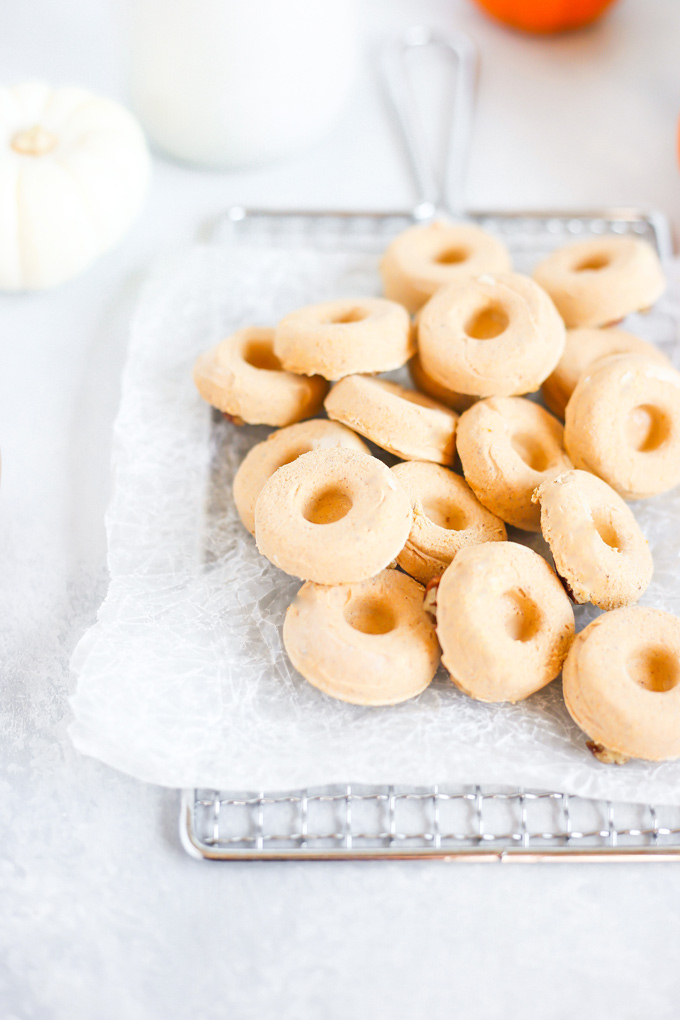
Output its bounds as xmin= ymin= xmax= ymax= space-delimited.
xmin=283 ymin=569 xmax=440 ymax=705
xmin=532 ymin=470 xmax=653 ymax=610
xmin=325 ymin=375 xmax=458 ymax=465
xmin=563 ymin=607 xmax=680 ymax=762
xmin=254 ymin=447 xmax=413 ymax=584
xmin=193 ymin=326 xmax=328 ymax=426
xmin=380 ymin=220 xmax=512 ymax=314
xmin=541 ymin=327 xmax=669 ymax=420
xmin=435 ymin=542 xmax=575 ymax=703
xmin=391 ymin=461 xmax=507 ymax=585
xmin=273 ymin=297 xmax=414 ymax=381
xmin=409 ymin=353 xmax=477 ymax=413
xmin=564 ymin=353 xmax=680 ymax=500
xmin=456 ymin=397 xmax=572 ymax=531
xmin=417 ymin=272 xmax=565 ymax=397
xmin=533 ymin=236 xmax=666 ymax=328
xmin=233 ymin=419 xmax=369 ymax=535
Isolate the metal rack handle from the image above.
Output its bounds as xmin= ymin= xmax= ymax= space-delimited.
xmin=380 ymin=26 xmax=478 ymax=220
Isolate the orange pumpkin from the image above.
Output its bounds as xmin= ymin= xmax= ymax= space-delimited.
xmin=472 ymin=0 xmax=619 ymax=34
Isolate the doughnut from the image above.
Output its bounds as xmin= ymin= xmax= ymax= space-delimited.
xmin=283 ymin=569 xmax=440 ymax=706
xmin=233 ymin=420 xmax=369 ymax=535
xmin=380 ymin=220 xmax=512 ymax=314
xmin=273 ymin=297 xmax=414 ymax=381
xmin=435 ymin=542 xmax=575 ymax=703
xmin=193 ymin=326 xmax=328 ymax=426
xmin=417 ymin=272 xmax=565 ymax=397
xmin=564 ymin=353 xmax=680 ymax=500
xmin=532 ymin=236 xmax=666 ymax=328
xmin=254 ymin=447 xmax=413 ymax=584
xmin=532 ymin=469 xmax=653 ymax=610
xmin=541 ymin=327 xmax=669 ymax=420
xmin=324 ymin=375 xmax=458 ymax=465
xmin=456 ymin=397 xmax=572 ymax=531
xmin=563 ymin=607 xmax=680 ymax=762
xmin=409 ymin=353 xmax=477 ymax=413
xmin=391 ymin=461 xmax=507 ymax=584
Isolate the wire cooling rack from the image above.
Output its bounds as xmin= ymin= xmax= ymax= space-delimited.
xmin=183 ymin=201 xmax=680 ymax=863
xmin=181 ymin=30 xmax=679 ymax=862
xmin=181 ymin=784 xmax=680 ymax=862
xmin=216 ymin=204 xmax=673 ymax=262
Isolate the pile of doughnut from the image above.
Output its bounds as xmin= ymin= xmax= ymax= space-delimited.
xmin=193 ymin=221 xmax=680 ymax=766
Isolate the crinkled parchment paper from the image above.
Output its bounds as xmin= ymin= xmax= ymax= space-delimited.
xmin=70 ymin=244 xmax=680 ymax=802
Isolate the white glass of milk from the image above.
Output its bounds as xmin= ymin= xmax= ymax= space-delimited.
xmin=125 ymin=0 xmax=359 ymax=168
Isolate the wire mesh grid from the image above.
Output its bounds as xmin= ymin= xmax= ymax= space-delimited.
xmin=216 ymin=205 xmax=673 ymax=261
xmin=181 ymin=785 xmax=680 ymax=861
xmin=182 ymin=204 xmax=679 ymax=862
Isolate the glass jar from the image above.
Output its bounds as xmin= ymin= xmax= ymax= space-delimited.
xmin=125 ymin=0 xmax=359 ymax=168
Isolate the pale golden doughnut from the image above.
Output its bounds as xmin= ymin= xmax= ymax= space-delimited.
xmin=391 ymin=461 xmax=507 ymax=585
xmin=233 ymin=420 xmax=369 ymax=535
xmin=380 ymin=220 xmax=512 ymax=314
xmin=435 ymin=542 xmax=575 ymax=703
xmin=283 ymin=569 xmax=440 ymax=706
xmin=325 ymin=375 xmax=458 ymax=465
xmin=564 ymin=353 xmax=680 ymax=500
xmin=457 ymin=397 xmax=572 ymax=531
xmin=254 ymin=447 xmax=413 ymax=584
xmin=563 ymin=607 xmax=680 ymax=762
xmin=542 ymin=327 xmax=670 ymax=420
xmin=532 ymin=236 xmax=666 ymax=328
xmin=273 ymin=297 xmax=414 ymax=381
xmin=417 ymin=272 xmax=565 ymax=397
xmin=193 ymin=326 xmax=328 ymax=426
xmin=532 ymin=470 xmax=653 ymax=610
xmin=408 ymin=353 xmax=478 ymax=413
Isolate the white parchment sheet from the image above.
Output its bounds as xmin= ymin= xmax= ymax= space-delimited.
xmin=69 ymin=243 xmax=680 ymax=802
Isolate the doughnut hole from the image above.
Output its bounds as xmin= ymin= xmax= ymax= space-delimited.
xmin=421 ymin=496 xmax=467 ymax=531
xmin=625 ymin=404 xmax=671 ymax=453
xmin=500 ymin=589 xmax=543 ymax=643
xmin=329 ymin=308 xmax=370 ymax=325
xmin=591 ymin=508 xmax=622 ymax=552
xmin=464 ymin=303 xmax=510 ymax=340
xmin=435 ymin=247 xmax=468 ymax=265
xmin=574 ymin=253 xmax=610 ymax=272
xmin=344 ymin=596 xmax=396 ymax=635
xmin=303 ymin=485 xmax=353 ymax=525
xmin=511 ymin=432 xmax=551 ymax=473
xmin=242 ymin=338 xmax=283 ymax=371
xmin=628 ymin=647 xmax=680 ymax=693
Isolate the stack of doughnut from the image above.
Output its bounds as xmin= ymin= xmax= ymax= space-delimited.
xmin=194 ymin=221 xmax=680 ymax=765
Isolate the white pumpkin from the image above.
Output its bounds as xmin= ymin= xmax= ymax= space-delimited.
xmin=0 ymin=82 xmax=150 ymax=291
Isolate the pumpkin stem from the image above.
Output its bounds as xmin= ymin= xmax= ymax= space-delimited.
xmin=11 ymin=124 xmax=58 ymax=157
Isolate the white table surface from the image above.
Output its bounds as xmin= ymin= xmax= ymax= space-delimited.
xmin=2 ymin=0 xmax=680 ymax=1016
